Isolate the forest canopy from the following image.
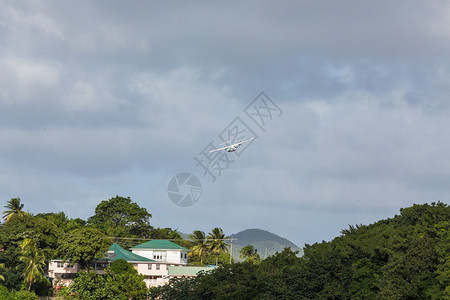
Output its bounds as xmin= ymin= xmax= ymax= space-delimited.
xmin=0 ymin=198 xmax=449 ymax=299
xmin=150 ymin=202 xmax=450 ymax=299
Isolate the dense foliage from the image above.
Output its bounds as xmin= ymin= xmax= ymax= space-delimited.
xmin=0 ymin=285 xmax=39 ymax=299
xmin=60 ymin=260 xmax=148 ymax=300
xmin=0 ymin=196 xmax=183 ymax=298
xmin=57 ymin=227 xmax=111 ymax=267
xmin=88 ymin=196 xmax=152 ymax=238
xmin=1 ymin=196 xmax=448 ymax=299
xmin=150 ymin=202 xmax=450 ymax=299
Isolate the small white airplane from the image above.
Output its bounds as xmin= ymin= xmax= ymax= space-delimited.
xmin=209 ymin=137 xmax=255 ymax=153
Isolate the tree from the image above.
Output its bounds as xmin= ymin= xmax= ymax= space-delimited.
xmin=65 ymin=218 xmax=86 ymax=232
xmin=149 ymin=227 xmax=180 ymax=239
xmin=0 ymin=286 xmax=11 ymax=300
xmin=258 ymin=248 xmax=305 ymax=298
xmin=0 ymin=214 xmax=62 ymax=275
xmin=239 ymin=245 xmax=260 ymax=263
xmin=207 ymin=227 xmax=230 ymax=266
xmin=149 ymin=263 xmax=264 ymax=299
xmin=61 ymin=270 xmax=109 ymax=299
xmin=3 ymin=198 xmax=26 ymax=222
xmin=109 ymin=259 xmax=136 ymax=275
xmin=190 ymin=262 xmax=263 ymax=299
xmin=11 ymin=289 xmax=39 ymax=300
xmin=149 ymin=276 xmax=198 ymax=300
xmin=0 ymin=263 xmax=5 ymax=281
xmin=19 ymin=239 xmax=46 ymax=291
xmin=434 ymin=220 xmax=450 ymax=298
xmin=0 ymin=286 xmax=38 ymax=300
xmin=88 ymin=196 xmax=152 ymax=238
xmin=35 ymin=212 xmax=68 ymax=229
xmin=105 ymin=268 xmax=148 ymax=300
xmin=57 ymin=227 xmax=110 ymax=268
xmin=63 ymin=265 xmax=148 ymax=300
xmin=190 ymin=230 xmax=208 ymax=264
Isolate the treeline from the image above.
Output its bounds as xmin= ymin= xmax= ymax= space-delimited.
xmin=0 ymin=196 xmax=235 ymax=299
xmin=0 ymin=196 xmax=160 ymax=298
xmin=1 ymin=196 xmax=449 ymax=299
xmin=150 ymin=202 xmax=450 ymax=299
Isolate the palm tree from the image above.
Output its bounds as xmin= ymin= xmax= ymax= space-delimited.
xmin=0 ymin=263 xmax=5 ymax=281
xmin=20 ymin=239 xmax=46 ymax=290
xmin=207 ymin=227 xmax=230 ymax=266
xmin=239 ymin=245 xmax=261 ymax=262
xmin=3 ymin=198 xmax=26 ymax=222
xmin=190 ymin=230 xmax=208 ymax=264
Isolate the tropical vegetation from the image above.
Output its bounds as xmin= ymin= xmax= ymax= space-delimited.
xmin=189 ymin=230 xmax=208 ymax=264
xmin=3 ymin=198 xmax=26 ymax=222
xmin=207 ymin=227 xmax=230 ymax=266
xmin=239 ymin=245 xmax=261 ymax=263
xmin=150 ymin=202 xmax=450 ymax=299
xmin=0 ymin=196 xmax=448 ymax=299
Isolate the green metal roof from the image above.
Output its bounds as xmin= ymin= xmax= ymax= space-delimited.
xmin=107 ymin=243 xmax=155 ymax=262
xmin=168 ymin=266 xmax=216 ymax=276
xmin=130 ymin=240 xmax=189 ymax=251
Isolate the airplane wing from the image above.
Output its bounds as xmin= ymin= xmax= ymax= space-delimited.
xmin=208 ymin=146 xmax=228 ymax=153
xmin=236 ymin=137 xmax=254 ymax=145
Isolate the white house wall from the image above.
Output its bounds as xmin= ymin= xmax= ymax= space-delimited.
xmin=136 ymin=263 xmax=169 ymax=276
xmin=131 ymin=250 xmax=153 ymax=260
xmin=167 ymin=250 xmax=182 ymax=264
xmin=131 ymin=249 xmax=188 ymax=265
xmin=144 ymin=277 xmax=168 ymax=288
xmin=48 ymin=261 xmax=80 ymax=277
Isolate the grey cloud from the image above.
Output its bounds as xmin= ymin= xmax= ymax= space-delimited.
xmin=1 ymin=0 xmax=450 ymax=246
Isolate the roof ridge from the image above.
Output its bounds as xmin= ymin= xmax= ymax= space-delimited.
xmin=108 ymin=243 xmax=157 ymax=262
xmin=130 ymin=239 xmax=189 ymax=251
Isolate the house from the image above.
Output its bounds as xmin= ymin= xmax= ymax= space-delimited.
xmin=47 ymin=260 xmax=81 ymax=287
xmin=107 ymin=243 xmax=169 ymax=287
xmin=48 ymin=240 xmax=213 ymax=289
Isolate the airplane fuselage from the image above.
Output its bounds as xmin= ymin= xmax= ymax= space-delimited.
xmin=209 ymin=137 xmax=254 ymax=153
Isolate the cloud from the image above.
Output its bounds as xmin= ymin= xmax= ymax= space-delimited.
xmin=0 ymin=56 xmax=61 ymax=104
xmin=1 ymin=0 xmax=450 ymax=246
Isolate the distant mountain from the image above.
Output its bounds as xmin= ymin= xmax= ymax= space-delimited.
xmin=178 ymin=228 xmax=302 ymax=261
xmin=230 ymin=229 xmax=303 ymax=261
xmin=178 ymin=232 xmax=190 ymax=240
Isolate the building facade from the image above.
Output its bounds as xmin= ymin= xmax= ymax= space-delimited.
xmin=48 ymin=240 xmax=213 ymax=289
xmin=130 ymin=240 xmax=189 ymax=265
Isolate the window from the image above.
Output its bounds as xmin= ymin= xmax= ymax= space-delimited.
xmin=148 ymin=264 xmax=152 ymax=270
xmin=156 ymin=264 xmax=160 ymax=270
xmin=106 ymin=251 xmax=116 ymax=258
xmin=57 ymin=262 xmax=64 ymax=268
xmin=96 ymin=263 xmax=108 ymax=270
xmin=153 ymin=251 xmax=166 ymax=261
xmin=67 ymin=264 xmax=74 ymax=269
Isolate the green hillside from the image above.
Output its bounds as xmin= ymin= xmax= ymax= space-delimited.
xmin=151 ymin=202 xmax=450 ymax=299
xmin=231 ymin=228 xmax=303 ymax=260
xmin=181 ymin=228 xmax=303 ymax=261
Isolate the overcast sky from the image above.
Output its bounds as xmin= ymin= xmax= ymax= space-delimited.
xmin=1 ymin=1 xmax=450 ymax=247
